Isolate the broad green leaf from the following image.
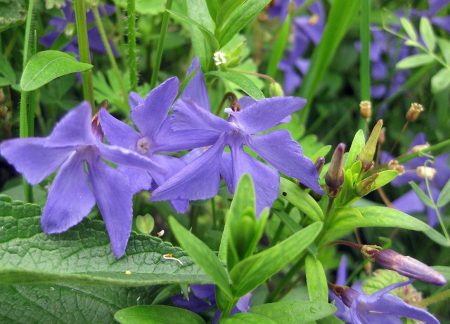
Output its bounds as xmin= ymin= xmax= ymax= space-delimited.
xmin=345 ymin=130 xmax=365 ymax=168
xmin=409 ymin=181 xmax=435 ymax=208
xmin=205 ymin=0 xmax=219 ymax=22
xmin=419 ymin=17 xmax=436 ymax=51
xmin=186 ymin=0 xmax=216 ymax=70
xmin=298 ymin=0 xmax=359 ymax=124
xmin=230 ymin=222 xmax=323 ymax=297
xmin=0 ymin=0 xmax=26 ymax=32
xmin=396 ymin=54 xmax=434 ymax=69
xmin=216 ymin=0 xmax=271 ymax=46
xmin=280 ymin=178 xmax=324 ymax=221
xmin=222 ymin=312 xmax=276 ymax=324
xmin=251 ymin=301 xmax=336 ymax=323
xmin=400 ymin=17 xmax=417 ymax=41
xmin=305 ymin=255 xmax=328 ymax=303
xmin=433 ymin=266 xmax=450 ymax=281
xmin=20 ymin=50 xmax=93 ymax=91
xmin=438 ymin=39 xmax=450 ymax=63
xmin=169 ymin=217 xmax=232 ymax=298
xmin=0 ymin=196 xmax=207 ymax=285
xmin=323 ymin=206 xmax=450 ymax=247
xmin=355 ymin=170 xmax=398 ymax=196
xmin=0 ymin=284 xmax=160 ymax=324
xmin=114 ymin=305 xmax=205 ymax=324
xmin=437 ymin=179 xmax=450 ymax=207
xmin=431 ymin=68 xmax=450 ymax=94
xmin=207 ymin=71 xmax=265 ymax=100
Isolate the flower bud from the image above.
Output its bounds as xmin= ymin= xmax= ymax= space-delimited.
xmin=136 ymin=214 xmax=155 ymax=234
xmin=363 ymin=247 xmax=447 ymax=286
xmin=331 ymin=284 xmax=359 ymax=307
xmin=314 ymin=157 xmax=326 ymax=174
xmin=405 ymin=103 xmax=424 ymax=122
xmin=378 ymin=128 xmax=385 ymax=145
xmin=358 ymin=119 xmax=383 ymax=171
xmin=269 ymin=82 xmax=284 ymax=97
xmin=325 ymin=143 xmax=346 ymax=197
xmin=416 ymin=166 xmax=436 ymax=180
xmin=387 ymin=160 xmax=405 ymax=175
xmin=359 ymin=100 xmax=372 ymax=119
xmin=355 ymin=173 xmax=379 ymax=196
xmin=411 ymin=143 xmax=430 ymax=153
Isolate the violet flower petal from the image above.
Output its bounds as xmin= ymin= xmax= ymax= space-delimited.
xmin=182 ymin=57 xmax=211 ymax=111
xmin=99 ymin=108 xmax=139 ymax=150
xmin=392 ymin=189 xmax=426 ymax=214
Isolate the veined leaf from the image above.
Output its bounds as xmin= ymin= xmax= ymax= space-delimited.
xmin=20 ymin=50 xmax=92 ymax=91
xmin=419 ymin=17 xmax=436 ymax=52
xmin=222 ymin=312 xmax=277 ymax=323
xmin=0 ymin=196 xmax=208 ymax=286
xmin=345 ymin=130 xmax=365 ymax=168
xmin=207 ymin=70 xmax=265 ymax=100
xmin=396 ymin=54 xmax=434 ymax=69
xmin=400 ymin=17 xmax=417 ymax=41
xmin=114 ymin=305 xmax=205 ymax=324
xmin=305 ymin=255 xmax=328 ymax=303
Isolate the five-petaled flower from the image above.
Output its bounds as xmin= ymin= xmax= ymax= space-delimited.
xmin=0 ymin=102 xmax=160 ymax=257
xmin=152 ymin=58 xmax=323 ymax=215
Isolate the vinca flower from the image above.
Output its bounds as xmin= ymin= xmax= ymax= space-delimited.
xmin=99 ymin=77 xmax=189 ymax=213
xmin=40 ymin=0 xmax=118 ymax=56
xmin=172 ymin=284 xmax=252 ymax=323
xmin=0 ymin=103 xmax=160 ymax=257
xmin=152 ymin=58 xmax=323 ymax=215
xmin=382 ymin=133 xmax=450 ymax=226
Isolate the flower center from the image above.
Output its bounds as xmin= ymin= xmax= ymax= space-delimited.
xmin=136 ymin=137 xmax=151 ymax=154
xmin=308 ymin=14 xmax=320 ymax=25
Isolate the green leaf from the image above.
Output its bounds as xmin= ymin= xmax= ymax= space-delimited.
xmin=433 ymin=266 xmax=450 ymax=281
xmin=207 ymin=71 xmax=264 ymax=100
xmin=279 ymin=178 xmax=324 ymax=221
xmin=20 ymin=50 xmax=93 ymax=91
xmin=355 ymin=170 xmax=398 ymax=196
xmin=114 ymin=305 xmax=205 ymax=324
xmin=345 ymin=130 xmax=365 ymax=168
xmin=0 ymin=0 xmax=26 ymax=32
xmin=251 ymin=301 xmax=336 ymax=323
xmin=396 ymin=54 xmax=434 ymax=69
xmin=419 ymin=17 xmax=436 ymax=51
xmin=431 ymin=68 xmax=450 ymax=94
xmin=205 ymin=0 xmax=219 ymax=22
xmin=437 ymin=179 xmax=450 ymax=208
xmin=323 ymin=206 xmax=450 ymax=246
xmin=305 ymin=255 xmax=328 ymax=303
xmin=0 ymin=54 xmax=16 ymax=86
xmin=222 ymin=312 xmax=277 ymax=324
xmin=0 ymin=284 xmax=160 ymax=324
xmin=0 ymin=196 xmax=207 ymax=285
xmin=438 ymin=39 xmax=450 ymax=64
xmin=266 ymin=12 xmax=292 ymax=77
xmin=400 ymin=17 xmax=417 ymax=41
xmin=230 ymin=222 xmax=323 ymax=297
xmin=169 ymin=217 xmax=232 ymax=298
xmin=216 ymin=0 xmax=271 ymax=46
xmin=409 ymin=181 xmax=435 ymax=208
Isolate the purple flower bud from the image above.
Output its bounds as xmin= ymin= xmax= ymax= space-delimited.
xmin=325 ymin=143 xmax=346 ymax=197
xmin=330 ymin=284 xmax=360 ymax=308
xmin=358 ymin=119 xmax=383 ymax=171
xmin=314 ymin=157 xmax=326 ymax=174
xmin=371 ymin=248 xmax=447 ymax=286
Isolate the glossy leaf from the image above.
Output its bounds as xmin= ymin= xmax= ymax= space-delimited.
xmin=169 ymin=217 xmax=233 ymax=298
xmin=114 ymin=305 xmax=205 ymax=324
xmin=0 ymin=196 xmax=207 ymax=286
xmin=20 ymin=50 xmax=93 ymax=91
xmin=305 ymin=255 xmax=328 ymax=303
xmin=230 ymin=222 xmax=323 ymax=297
xmin=345 ymin=129 xmax=365 ymax=168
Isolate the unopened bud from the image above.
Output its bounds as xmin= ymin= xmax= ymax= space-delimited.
xmin=91 ymin=112 xmax=104 ymax=141
xmin=269 ymin=82 xmax=284 ymax=97
xmin=136 ymin=214 xmax=155 ymax=234
xmin=358 ymin=119 xmax=383 ymax=171
xmin=359 ymin=100 xmax=372 ymax=119
xmin=331 ymin=284 xmax=359 ymax=307
xmin=411 ymin=143 xmax=430 ymax=153
xmin=325 ymin=143 xmax=346 ymax=197
xmin=405 ymin=103 xmax=424 ymax=122
xmin=416 ymin=166 xmax=436 ymax=180
xmin=314 ymin=157 xmax=326 ymax=174
xmin=355 ymin=173 xmax=379 ymax=196
xmin=378 ymin=128 xmax=385 ymax=145
xmin=388 ymin=160 xmax=405 ymax=175
xmin=362 ymin=247 xmax=446 ymax=286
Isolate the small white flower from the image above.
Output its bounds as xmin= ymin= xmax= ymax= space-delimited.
xmin=213 ymin=51 xmax=227 ymax=66
xmin=416 ymin=166 xmax=437 ymax=180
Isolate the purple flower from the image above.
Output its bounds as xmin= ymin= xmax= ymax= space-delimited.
xmin=331 ymin=281 xmax=439 ymax=324
xmin=0 ymin=103 xmax=160 ymax=257
xmin=99 ymin=78 xmax=189 ymax=213
xmin=279 ymin=1 xmax=325 ymax=94
xmin=40 ymin=0 xmax=118 ymax=56
xmin=413 ymin=0 xmax=450 ymax=33
xmin=151 ymin=58 xmax=323 ymax=215
xmin=172 ymin=284 xmax=252 ymax=323
xmin=382 ymin=133 xmax=450 ymax=226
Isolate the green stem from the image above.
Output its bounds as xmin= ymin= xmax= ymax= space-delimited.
xmin=419 ymin=289 xmax=450 ymax=307
xmin=93 ymin=5 xmax=128 ymax=109
xmin=127 ymin=0 xmax=138 ymax=91
xmin=360 ymin=0 xmax=371 ymax=101
xmin=74 ymin=0 xmax=95 ymax=110
xmin=19 ymin=0 xmax=36 ymax=202
xmin=397 ymin=138 xmax=450 ymax=163
xmin=150 ymin=0 xmax=173 ymax=88
xmin=211 ymin=197 xmax=217 ymax=230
